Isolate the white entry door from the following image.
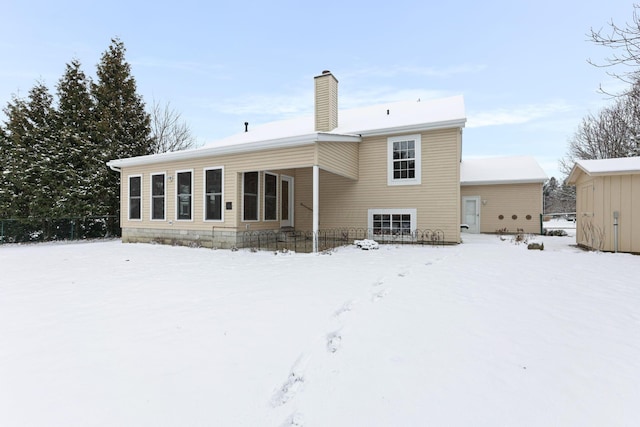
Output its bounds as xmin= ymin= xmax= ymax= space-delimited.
xmin=462 ymin=196 xmax=480 ymax=233
xmin=280 ymin=175 xmax=294 ymax=227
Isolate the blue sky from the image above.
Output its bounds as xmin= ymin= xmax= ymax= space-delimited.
xmin=0 ymin=0 xmax=636 ymax=179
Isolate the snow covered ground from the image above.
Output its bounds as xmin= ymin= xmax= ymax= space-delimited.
xmin=1 ymin=233 xmax=638 ymax=426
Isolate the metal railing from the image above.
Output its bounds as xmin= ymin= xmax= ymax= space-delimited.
xmin=0 ymin=216 xmax=119 ymax=244
xmin=240 ymin=228 xmax=446 ymax=252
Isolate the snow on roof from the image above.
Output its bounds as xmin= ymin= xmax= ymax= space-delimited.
xmin=460 ymin=156 xmax=548 ymax=185
xmin=107 ymin=96 xmax=465 ymax=168
xmin=566 ymin=157 xmax=640 ymax=184
xmin=576 ymin=157 xmax=640 ymax=174
xmin=206 ymin=95 xmax=466 ymax=149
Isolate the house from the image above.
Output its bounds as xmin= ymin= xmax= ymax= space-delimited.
xmin=460 ymin=156 xmax=547 ymax=234
xmin=107 ymin=71 xmax=545 ymax=251
xmin=566 ymin=157 xmax=640 ymax=253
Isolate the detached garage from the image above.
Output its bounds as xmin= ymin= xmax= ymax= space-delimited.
xmin=566 ymin=157 xmax=640 ymax=253
xmin=460 ymin=156 xmax=547 ymax=234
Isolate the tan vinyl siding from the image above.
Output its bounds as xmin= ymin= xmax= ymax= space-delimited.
xmin=460 ymin=183 xmax=543 ymax=234
xmin=314 ymin=73 xmax=338 ymax=132
xmin=575 ymin=173 xmax=640 ymax=253
xmin=119 ymin=127 xmax=463 ymax=244
xmin=120 ymin=144 xmax=317 ymax=233
xmin=317 ymin=141 xmax=358 ymax=179
xmin=318 ymin=129 xmax=461 ymax=242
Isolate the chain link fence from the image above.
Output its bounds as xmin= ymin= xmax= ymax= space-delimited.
xmin=0 ymin=216 xmax=119 ymax=244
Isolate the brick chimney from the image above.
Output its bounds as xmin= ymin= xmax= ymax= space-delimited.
xmin=314 ymin=70 xmax=338 ymax=132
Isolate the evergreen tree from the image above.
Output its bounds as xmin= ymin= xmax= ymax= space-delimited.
xmin=90 ymin=38 xmax=151 ymax=229
xmin=2 ymin=84 xmax=56 ymax=219
xmin=0 ymin=126 xmax=10 ymax=218
xmin=55 ymin=58 xmax=95 ymax=217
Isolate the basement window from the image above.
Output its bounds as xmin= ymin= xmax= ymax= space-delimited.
xmin=368 ymin=208 xmax=417 ymax=238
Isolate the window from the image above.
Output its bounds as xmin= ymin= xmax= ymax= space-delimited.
xmin=264 ymin=172 xmax=278 ymax=221
xmin=176 ymin=170 xmax=193 ymax=220
xmin=387 ymin=134 xmax=421 ymax=185
xmin=128 ymin=175 xmax=142 ymax=220
xmin=368 ymin=209 xmax=417 ymax=238
xmin=243 ymin=171 xmax=259 ymax=221
xmin=151 ymin=173 xmax=165 ymax=220
xmin=204 ymin=167 xmax=223 ymax=221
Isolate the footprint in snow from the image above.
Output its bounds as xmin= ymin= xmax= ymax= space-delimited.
xmin=334 ymin=300 xmax=354 ymax=317
xmin=372 ymin=278 xmax=384 ymax=287
xmin=271 ymin=355 xmax=308 ymax=407
xmin=372 ymin=289 xmax=389 ymax=302
xmin=326 ymin=331 xmax=342 ymax=353
xmin=281 ymin=412 xmax=304 ymax=426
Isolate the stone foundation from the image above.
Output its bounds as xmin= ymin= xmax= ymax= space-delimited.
xmin=122 ymin=227 xmax=243 ymax=249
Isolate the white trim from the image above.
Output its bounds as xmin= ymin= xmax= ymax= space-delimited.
xmin=203 ymin=166 xmax=224 ymax=222
xmin=263 ymin=171 xmax=279 ymax=222
xmin=127 ymin=174 xmax=142 ymax=221
xmin=313 ymin=165 xmax=319 ymax=253
xmin=367 ymin=208 xmax=417 ymax=239
xmin=149 ymin=172 xmax=166 ymax=221
xmin=387 ymin=134 xmax=422 ymax=186
xmin=280 ymin=175 xmax=294 ymax=228
xmin=107 ymin=133 xmax=362 ymax=169
xmin=175 ymin=169 xmax=194 ymax=222
xmin=242 ymin=171 xmax=260 ymax=222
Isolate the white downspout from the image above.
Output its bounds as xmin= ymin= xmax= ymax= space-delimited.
xmin=313 ymin=164 xmax=319 ymax=253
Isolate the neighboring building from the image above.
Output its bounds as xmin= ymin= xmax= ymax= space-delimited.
xmin=460 ymin=156 xmax=547 ymax=234
xmin=566 ymin=157 xmax=640 ymax=253
xmin=107 ymin=71 xmax=545 ymax=251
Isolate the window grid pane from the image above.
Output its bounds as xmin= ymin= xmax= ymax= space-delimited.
xmin=392 ymin=139 xmax=416 ymax=181
xmin=151 ymin=174 xmax=165 ymax=220
xmin=177 ymin=172 xmax=192 ymax=220
xmin=129 ymin=177 xmax=141 ymax=220
xmin=244 ymin=172 xmax=258 ymax=221
xmin=205 ymin=169 xmax=222 ymax=220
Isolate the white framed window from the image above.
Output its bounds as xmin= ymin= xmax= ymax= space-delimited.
xmin=263 ymin=172 xmax=278 ymax=221
xmin=243 ymin=171 xmax=259 ymax=222
xmin=128 ymin=175 xmax=142 ymax=221
xmin=387 ymin=134 xmax=421 ymax=186
xmin=204 ymin=167 xmax=224 ymax=222
xmin=150 ymin=172 xmax=166 ymax=221
xmin=176 ymin=170 xmax=193 ymax=221
xmin=368 ymin=208 xmax=417 ymax=238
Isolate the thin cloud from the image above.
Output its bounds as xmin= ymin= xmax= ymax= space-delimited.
xmin=342 ymin=64 xmax=487 ymax=79
xmin=467 ymin=101 xmax=574 ymax=128
xmin=132 ymin=57 xmax=226 ymax=77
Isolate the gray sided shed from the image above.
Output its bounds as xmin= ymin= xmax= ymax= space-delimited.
xmin=567 ymin=158 xmax=640 ymax=253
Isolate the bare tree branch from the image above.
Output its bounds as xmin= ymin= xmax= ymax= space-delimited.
xmin=149 ymin=99 xmax=198 ymax=154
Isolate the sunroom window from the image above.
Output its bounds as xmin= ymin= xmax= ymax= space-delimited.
xmin=151 ymin=173 xmax=165 ymax=220
xmin=264 ymin=172 xmax=277 ymax=221
xmin=176 ymin=170 xmax=193 ymax=220
xmin=205 ymin=168 xmax=223 ymax=221
xmin=128 ymin=175 xmax=141 ymax=220
xmin=243 ymin=171 xmax=259 ymax=221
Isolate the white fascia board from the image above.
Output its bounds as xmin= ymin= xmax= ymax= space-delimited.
xmin=461 ymin=178 xmax=547 ymax=186
xmin=107 ymin=133 xmax=361 ymax=168
xmin=356 ymin=118 xmax=467 ymax=137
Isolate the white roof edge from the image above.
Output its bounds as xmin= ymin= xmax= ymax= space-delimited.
xmin=357 ymin=118 xmax=466 ymax=137
xmin=461 ymin=178 xmax=546 ymax=186
xmin=107 ymin=132 xmax=362 ymax=168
